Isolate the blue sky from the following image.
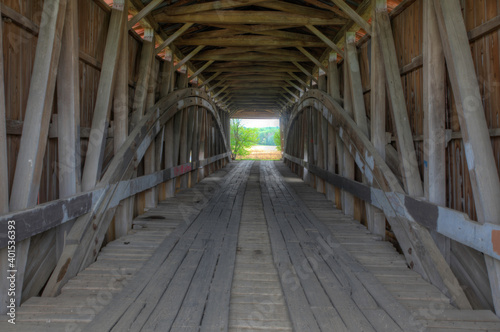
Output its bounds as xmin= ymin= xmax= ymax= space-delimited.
xmin=241 ymin=119 xmax=279 ymax=128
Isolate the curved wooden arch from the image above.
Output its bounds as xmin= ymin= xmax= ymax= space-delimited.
xmin=283 ymin=89 xmax=472 ymax=308
xmin=31 ymin=88 xmax=232 ymax=296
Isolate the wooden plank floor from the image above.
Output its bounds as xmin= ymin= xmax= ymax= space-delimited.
xmin=2 ymin=160 xmax=500 ymax=331
xmin=0 ymin=163 xmax=238 ymax=332
xmin=271 ymin=160 xmax=500 ymax=332
xmin=229 ymin=162 xmax=292 ymax=331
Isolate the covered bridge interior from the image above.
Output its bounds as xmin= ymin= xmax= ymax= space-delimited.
xmin=1 ymin=0 xmax=500 ymax=330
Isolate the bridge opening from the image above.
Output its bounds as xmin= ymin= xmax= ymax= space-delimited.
xmin=230 ymin=118 xmax=282 ymax=160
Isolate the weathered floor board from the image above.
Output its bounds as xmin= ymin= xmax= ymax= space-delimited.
xmin=0 ymin=163 xmax=237 ymax=331
xmin=2 ymin=160 xmax=500 ymax=331
xmin=228 ymin=162 xmax=292 ymax=331
xmin=272 ymin=160 xmax=500 ymax=332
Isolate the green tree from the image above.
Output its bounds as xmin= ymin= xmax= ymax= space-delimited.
xmin=230 ymin=119 xmax=259 ymax=159
xmin=273 ymin=130 xmax=282 ymax=151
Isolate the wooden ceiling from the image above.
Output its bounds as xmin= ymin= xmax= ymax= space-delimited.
xmin=128 ymin=0 xmax=402 ymax=118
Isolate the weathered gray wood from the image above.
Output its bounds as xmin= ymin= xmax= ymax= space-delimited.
xmin=144 ymin=57 xmax=159 ymax=209
xmin=284 ymin=89 xmax=472 ymax=309
xmin=422 ymin=0 xmax=449 ymax=262
xmin=297 ymin=46 xmax=327 ymax=72
xmin=8 ymin=0 xmax=68 ymax=304
xmin=113 ymin=1 xmax=131 ymax=239
xmin=267 ymin=161 xmax=419 ymax=331
xmin=199 ymin=182 xmax=245 ymax=331
xmin=155 ymin=23 xmax=194 ymax=54
xmin=368 ymin=6 xmax=386 ymax=239
xmin=306 ymin=25 xmax=344 ymax=56
xmin=85 ymin=162 xmax=250 ymax=332
xmin=175 ymin=45 xmax=205 ymax=70
xmin=329 ymin=0 xmax=372 ymax=34
xmin=434 ymin=0 xmax=500 ymax=313
xmin=375 ymin=5 xmax=423 ymax=197
xmin=326 ymin=53 xmax=339 ymax=205
xmin=0 ymin=16 xmax=6 ymax=215
xmin=0 ymin=13 xmax=10 ymax=315
xmin=160 ymin=53 xmax=174 ymax=98
xmin=346 ymin=32 xmax=381 ymax=233
xmin=160 ymin=57 xmax=175 ymax=199
xmin=127 ymin=0 xmax=163 ymax=29
xmin=56 ymin=0 xmax=81 ymax=259
xmin=341 ymin=51 xmax=355 ymax=217
xmin=345 ymin=33 xmax=369 ymax=136
xmin=130 ymin=32 xmax=154 ymax=130
xmin=81 ymin=1 xmax=127 ymax=191
xmin=44 ymin=89 xmax=230 ymax=297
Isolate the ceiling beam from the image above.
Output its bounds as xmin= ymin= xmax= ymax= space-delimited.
xmin=306 ymin=25 xmax=345 ymax=57
xmin=257 ymin=0 xmax=340 ymax=20
xmin=155 ymin=11 xmax=347 ymax=26
xmin=297 ymin=47 xmax=327 ymax=72
xmin=199 ymin=72 xmax=221 ymax=87
xmin=193 ymin=52 xmax=310 ymax=62
xmin=174 ymin=45 xmax=205 ymax=70
xmin=223 ymin=75 xmax=293 ymax=81
xmin=291 ymin=61 xmax=318 ymax=83
xmin=286 ymin=79 xmax=305 ymax=93
xmin=189 ymin=60 xmax=214 ymax=81
xmin=283 ymin=86 xmax=300 ymax=100
xmin=280 ymin=92 xmax=295 ymax=103
xmin=128 ymin=0 xmax=163 ymax=29
xmin=155 ymin=23 xmax=193 ymax=54
xmin=288 ymin=71 xmax=310 ymax=88
xmin=177 ymin=36 xmax=326 ymax=47
xmin=302 ymin=0 xmax=349 ymax=18
xmin=208 ymin=24 xmax=320 ymax=41
xmin=330 ymin=0 xmax=372 ymax=34
xmin=158 ymin=0 xmax=268 ymax=16
xmin=207 ymin=79 xmax=227 ymax=92
xmin=212 ymin=85 xmax=229 ymax=98
xmin=207 ymin=66 xmax=298 ymax=73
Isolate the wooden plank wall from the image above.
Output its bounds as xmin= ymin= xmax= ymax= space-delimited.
xmin=352 ymin=0 xmax=500 ymax=309
xmin=1 ymin=0 xmax=147 ymax=206
xmin=356 ymin=0 xmax=500 ymax=227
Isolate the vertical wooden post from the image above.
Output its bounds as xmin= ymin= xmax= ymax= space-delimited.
xmin=346 ymin=31 xmax=382 ymax=234
xmin=184 ymin=107 xmax=195 ymax=188
xmin=346 ymin=33 xmax=369 ymax=133
xmin=302 ymin=109 xmax=309 ymax=183
xmin=375 ymin=2 xmax=423 ymax=197
xmin=199 ymin=111 xmax=207 ymax=180
xmin=422 ymin=0 xmax=448 ymax=260
xmin=9 ymin=0 xmax=68 ymax=304
xmin=161 ymin=52 xmax=175 ymax=199
xmin=163 ymin=119 xmax=175 ymax=198
xmin=173 ymin=112 xmax=183 ymax=191
xmin=191 ymin=107 xmax=200 ymax=185
xmin=342 ymin=52 xmax=355 ymax=217
xmin=130 ymin=30 xmax=154 ymax=130
xmin=113 ymin=1 xmax=131 ymax=238
xmin=317 ymin=71 xmax=327 ymax=193
xmin=81 ymin=1 xmax=127 ymax=191
xmin=326 ymin=52 xmax=339 ymax=205
xmin=0 ymin=14 xmax=10 ymax=314
xmin=176 ymin=65 xmax=188 ymax=89
xmin=179 ymin=109 xmax=189 ymax=188
xmin=56 ymin=0 xmax=81 ymax=257
xmin=130 ymin=30 xmax=154 ymax=214
xmin=369 ymin=1 xmax=387 ymax=239
xmin=434 ymin=0 xmax=500 ymax=313
xmin=145 ymin=54 xmax=159 ymax=209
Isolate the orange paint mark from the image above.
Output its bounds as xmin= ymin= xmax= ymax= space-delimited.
xmin=493 ymin=230 xmax=500 ymax=256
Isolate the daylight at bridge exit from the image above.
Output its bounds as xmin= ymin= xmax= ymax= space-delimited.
xmin=1 ymin=0 xmax=500 ymax=331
